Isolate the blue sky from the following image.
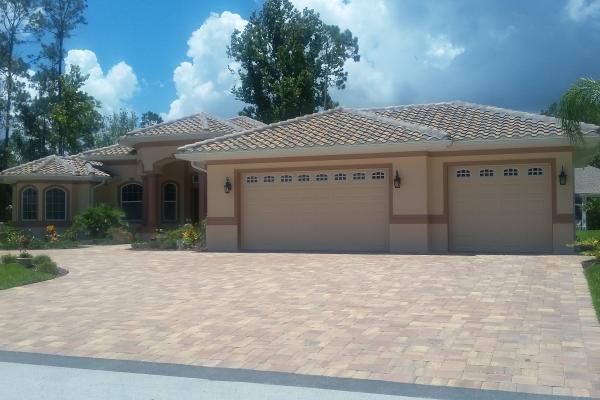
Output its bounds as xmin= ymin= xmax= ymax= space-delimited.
xmin=60 ymin=0 xmax=600 ymax=120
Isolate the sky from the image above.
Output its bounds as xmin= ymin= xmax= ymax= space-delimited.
xmin=58 ymin=0 xmax=600 ymax=121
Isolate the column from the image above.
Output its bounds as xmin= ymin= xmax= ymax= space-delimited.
xmin=144 ymin=173 xmax=158 ymax=229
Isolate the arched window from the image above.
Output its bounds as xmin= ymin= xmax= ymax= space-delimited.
xmin=162 ymin=182 xmax=177 ymax=222
xmin=45 ymin=187 xmax=67 ymax=221
xmin=121 ymin=183 xmax=143 ymax=221
xmin=21 ymin=187 xmax=37 ymax=221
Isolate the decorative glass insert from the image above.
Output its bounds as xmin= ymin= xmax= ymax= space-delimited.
xmin=479 ymin=168 xmax=495 ymax=177
xmin=456 ymin=169 xmax=471 ymax=178
xmin=352 ymin=172 xmax=366 ymax=180
xmin=121 ymin=183 xmax=143 ymax=221
xmin=298 ymin=174 xmax=310 ymax=182
xmin=334 ymin=173 xmax=347 ymax=181
xmin=163 ymin=183 xmax=177 ymax=221
xmin=45 ymin=188 xmax=66 ymax=221
xmin=280 ymin=175 xmax=293 ymax=183
xmin=316 ymin=173 xmax=328 ymax=181
xmin=527 ymin=167 xmax=543 ymax=176
xmin=21 ymin=187 xmax=37 ymax=221
xmin=504 ymin=168 xmax=519 ymax=176
xmin=263 ymin=176 xmax=275 ymax=183
xmin=246 ymin=176 xmax=258 ymax=183
xmin=372 ymin=171 xmax=386 ymax=180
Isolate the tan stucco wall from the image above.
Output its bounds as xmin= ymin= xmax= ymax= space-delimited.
xmin=205 ymin=149 xmax=574 ymax=254
xmin=95 ymin=162 xmax=140 ymax=208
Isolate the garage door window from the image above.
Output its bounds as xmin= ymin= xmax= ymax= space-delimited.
xmin=246 ymin=176 xmax=258 ymax=184
xmin=479 ymin=168 xmax=495 ymax=177
xmin=280 ymin=175 xmax=292 ymax=183
xmin=528 ymin=167 xmax=543 ymax=176
xmin=372 ymin=171 xmax=385 ymax=180
xmin=316 ymin=174 xmax=328 ymax=181
xmin=298 ymin=174 xmax=310 ymax=182
xmin=456 ymin=169 xmax=470 ymax=178
xmin=353 ymin=172 xmax=366 ymax=180
xmin=263 ymin=176 xmax=275 ymax=183
xmin=504 ymin=168 xmax=519 ymax=176
xmin=334 ymin=173 xmax=347 ymax=181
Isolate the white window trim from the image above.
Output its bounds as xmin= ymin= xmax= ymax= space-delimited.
xmin=298 ymin=174 xmax=310 ymax=182
xmin=527 ymin=167 xmax=544 ymax=176
xmin=479 ymin=168 xmax=495 ymax=177
xmin=21 ymin=187 xmax=37 ymax=221
xmin=456 ymin=169 xmax=471 ymax=178
xmin=280 ymin=175 xmax=293 ymax=183
xmin=263 ymin=175 xmax=275 ymax=183
xmin=45 ymin=187 xmax=67 ymax=222
xmin=353 ymin=172 xmax=366 ymax=181
xmin=246 ymin=176 xmax=258 ymax=184
xmin=315 ymin=173 xmax=329 ymax=182
xmin=162 ymin=182 xmax=178 ymax=222
xmin=503 ymin=168 xmax=519 ymax=176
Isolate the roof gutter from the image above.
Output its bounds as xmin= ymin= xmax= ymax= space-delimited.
xmin=0 ymin=175 xmax=111 ymax=184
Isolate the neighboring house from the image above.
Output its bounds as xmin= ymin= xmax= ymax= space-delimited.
xmin=2 ymin=101 xmax=598 ymax=253
xmin=575 ymin=166 xmax=600 ymax=230
xmin=176 ymin=101 xmax=599 ymax=254
xmin=0 ymin=113 xmax=265 ymax=234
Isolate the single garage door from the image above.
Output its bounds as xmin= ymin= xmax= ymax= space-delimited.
xmin=241 ymin=168 xmax=389 ymax=251
xmin=448 ymin=163 xmax=553 ymax=253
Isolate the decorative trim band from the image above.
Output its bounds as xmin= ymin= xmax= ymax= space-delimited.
xmin=390 ymin=214 xmax=447 ymax=224
xmin=553 ymin=214 xmax=575 ymax=223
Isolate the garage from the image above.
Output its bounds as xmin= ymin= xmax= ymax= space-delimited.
xmin=448 ymin=163 xmax=553 ymax=253
xmin=240 ymin=168 xmax=389 ymax=251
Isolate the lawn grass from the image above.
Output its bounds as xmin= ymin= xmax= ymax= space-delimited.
xmin=576 ymin=230 xmax=600 ymax=241
xmin=584 ymin=264 xmax=600 ymax=322
xmin=0 ymin=263 xmax=55 ymax=290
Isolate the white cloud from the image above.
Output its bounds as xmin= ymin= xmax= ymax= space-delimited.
xmin=425 ymin=34 xmax=465 ymax=68
xmin=566 ymin=0 xmax=600 ymax=21
xmin=164 ymin=11 xmax=247 ymax=121
xmin=65 ymin=49 xmax=139 ymax=113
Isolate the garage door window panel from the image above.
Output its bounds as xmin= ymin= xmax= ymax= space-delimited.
xmin=528 ymin=167 xmax=543 ymax=176
xmin=456 ymin=169 xmax=471 ymax=178
xmin=504 ymin=168 xmax=519 ymax=176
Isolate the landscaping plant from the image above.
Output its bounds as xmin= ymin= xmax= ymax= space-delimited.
xmin=574 ymin=233 xmax=600 ymax=322
xmin=70 ymin=204 xmax=128 ymax=239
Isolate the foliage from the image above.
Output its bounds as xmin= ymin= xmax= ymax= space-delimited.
xmin=584 ymin=198 xmax=600 ymax=231
xmin=228 ymin=0 xmax=359 ymax=123
xmin=70 ymin=203 xmax=127 ymax=239
xmin=140 ymin=111 xmax=163 ymax=128
xmin=18 ymin=250 xmax=31 ymax=258
xmin=45 ymin=224 xmax=59 ymax=242
xmin=0 ymin=262 xmax=55 ymax=290
xmin=107 ymin=226 xmax=133 ymax=244
xmin=32 ymin=254 xmax=58 ymax=274
xmin=0 ymin=222 xmax=20 ymax=244
xmin=1 ymin=253 xmax=17 ymax=263
xmin=585 ymin=264 xmax=600 ymax=322
xmin=555 ymin=78 xmax=600 ymax=142
xmin=95 ymin=109 xmax=138 ymax=147
xmin=131 ymin=222 xmax=206 ymax=251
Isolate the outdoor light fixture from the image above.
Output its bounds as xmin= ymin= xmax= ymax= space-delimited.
xmin=393 ymin=170 xmax=401 ymax=188
xmin=558 ymin=166 xmax=567 ymax=186
xmin=224 ymin=177 xmax=232 ymax=194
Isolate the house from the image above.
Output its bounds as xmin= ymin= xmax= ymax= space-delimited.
xmin=0 ymin=113 xmax=265 ymax=233
xmin=175 ymin=101 xmax=599 ymax=254
xmin=575 ymin=166 xmax=600 ymax=230
xmin=1 ymin=101 xmax=597 ymax=253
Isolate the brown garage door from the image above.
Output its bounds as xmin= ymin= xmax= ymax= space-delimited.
xmin=448 ymin=163 xmax=553 ymax=253
xmin=241 ymin=168 xmax=389 ymax=251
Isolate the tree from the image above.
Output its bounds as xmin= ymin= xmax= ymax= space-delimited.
xmin=228 ymin=0 xmax=359 ymax=123
xmin=555 ymin=78 xmax=600 ymax=142
xmin=34 ymin=0 xmax=87 ymax=154
xmin=140 ymin=111 xmax=162 ymax=128
xmin=95 ymin=109 xmax=137 ymax=147
xmin=0 ymin=0 xmax=38 ymax=169
xmin=48 ymin=65 xmax=101 ymax=154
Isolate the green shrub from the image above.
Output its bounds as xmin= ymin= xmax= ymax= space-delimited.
xmin=585 ymin=198 xmax=600 ymax=230
xmin=32 ymin=255 xmax=58 ymax=275
xmin=130 ymin=221 xmax=205 ymax=251
xmin=71 ymin=204 xmax=127 ymax=239
xmin=18 ymin=251 xmax=32 ymax=258
xmin=1 ymin=254 xmax=17 ymax=264
xmin=0 ymin=223 xmax=21 ymax=246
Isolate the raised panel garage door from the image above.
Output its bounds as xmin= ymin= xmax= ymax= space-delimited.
xmin=241 ymin=168 xmax=389 ymax=251
xmin=448 ymin=163 xmax=553 ymax=253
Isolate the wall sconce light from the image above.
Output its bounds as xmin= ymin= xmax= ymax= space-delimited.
xmin=558 ymin=166 xmax=567 ymax=186
xmin=224 ymin=177 xmax=232 ymax=193
xmin=393 ymin=170 xmax=401 ymax=188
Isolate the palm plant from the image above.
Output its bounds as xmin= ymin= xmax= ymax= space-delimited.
xmin=557 ymin=78 xmax=600 ymax=142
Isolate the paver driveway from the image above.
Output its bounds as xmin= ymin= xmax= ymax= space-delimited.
xmin=0 ymin=246 xmax=599 ymax=397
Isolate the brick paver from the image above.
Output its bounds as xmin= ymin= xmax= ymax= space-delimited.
xmin=0 ymin=246 xmax=599 ymax=397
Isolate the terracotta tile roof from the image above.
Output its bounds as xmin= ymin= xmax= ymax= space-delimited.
xmin=80 ymin=144 xmax=135 ymax=158
xmin=368 ymin=101 xmax=573 ymax=141
xmin=125 ymin=112 xmax=242 ymax=138
xmin=0 ymin=155 xmax=110 ymax=178
xmin=179 ymin=108 xmax=445 ymax=154
xmin=228 ymin=116 xmax=266 ymax=130
xmin=179 ymin=101 xmax=599 ymax=156
xmin=575 ymin=166 xmax=600 ymax=195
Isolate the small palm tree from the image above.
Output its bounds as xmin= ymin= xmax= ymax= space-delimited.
xmin=557 ymin=78 xmax=600 ymax=142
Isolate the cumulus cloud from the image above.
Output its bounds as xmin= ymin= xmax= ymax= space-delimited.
xmin=164 ymin=11 xmax=247 ymax=121
xmin=565 ymin=0 xmax=600 ymax=21
xmin=425 ymin=34 xmax=465 ymax=68
xmin=65 ymin=49 xmax=139 ymax=113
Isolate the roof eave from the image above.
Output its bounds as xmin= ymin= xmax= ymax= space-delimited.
xmin=0 ymin=175 xmax=111 ymax=184
xmin=119 ymin=131 xmax=229 ymax=146
xmin=81 ymin=155 xmax=137 ymax=162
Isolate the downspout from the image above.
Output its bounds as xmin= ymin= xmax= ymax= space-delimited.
xmin=90 ymin=180 xmax=108 ymax=207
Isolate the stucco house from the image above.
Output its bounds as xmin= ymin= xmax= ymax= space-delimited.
xmin=1 ymin=101 xmax=598 ymax=253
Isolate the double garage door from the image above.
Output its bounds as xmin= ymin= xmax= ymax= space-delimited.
xmin=448 ymin=163 xmax=553 ymax=253
xmin=241 ymin=168 xmax=389 ymax=251
xmin=239 ymin=162 xmax=553 ymax=253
